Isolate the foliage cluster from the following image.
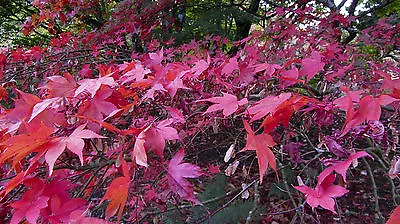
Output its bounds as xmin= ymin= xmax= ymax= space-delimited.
xmin=0 ymin=0 xmax=400 ymax=223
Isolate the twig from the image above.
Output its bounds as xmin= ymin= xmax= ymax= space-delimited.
xmin=365 ymin=149 xmax=388 ymax=170
xmin=364 ymin=148 xmax=399 ymax=206
xmin=362 ymin=157 xmax=384 ymax=221
xmin=74 ymin=166 xmax=103 ymax=198
xmin=281 ymin=166 xmax=304 ymax=223
xmin=245 ymin=181 xmax=259 ymax=224
xmin=262 ymin=205 xmax=303 ymax=216
xmin=137 ymin=184 xmax=243 ymax=222
xmin=194 ymin=179 xmax=258 ymax=224
xmin=335 ymin=198 xmax=344 ymax=224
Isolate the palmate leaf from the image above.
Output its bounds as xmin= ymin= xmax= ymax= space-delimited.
xmin=101 ymin=158 xmax=131 ymax=222
xmin=0 ymin=123 xmax=54 ymax=169
xmin=317 ymin=151 xmax=372 ymax=184
xmin=294 ymin=174 xmax=348 ymax=213
xmin=240 ymin=120 xmax=277 ymax=183
xmin=45 ymin=124 xmax=106 ymax=176
xmin=167 ymin=148 xmax=204 ymax=204
xmin=198 ymin=93 xmax=248 ymax=117
xmin=387 ymin=204 xmax=400 ymax=224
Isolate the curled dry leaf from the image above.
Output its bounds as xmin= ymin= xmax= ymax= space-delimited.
xmin=224 ymin=143 xmax=235 ymax=163
xmin=241 ymin=183 xmax=250 ymax=199
xmin=389 ymin=157 xmax=400 ymax=179
xmin=225 ymin=160 xmax=240 ymax=177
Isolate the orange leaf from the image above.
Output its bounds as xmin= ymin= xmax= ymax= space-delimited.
xmin=240 ymin=121 xmax=277 ymax=183
xmin=101 ymin=159 xmax=130 ymax=222
xmin=0 ymin=123 xmax=53 ymax=169
xmin=0 ymin=85 xmax=8 ymax=101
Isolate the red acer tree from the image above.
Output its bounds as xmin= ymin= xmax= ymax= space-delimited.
xmin=0 ymin=0 xmax=399 ymax=223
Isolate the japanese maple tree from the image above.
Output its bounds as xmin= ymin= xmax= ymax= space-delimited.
xmin=0 ymin=0 xmax=399 ymax=223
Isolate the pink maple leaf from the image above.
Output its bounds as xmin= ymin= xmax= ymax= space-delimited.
xmin=248 ymin=92 xmax=292 ymax=122
xmin=119 ymin=61 xmax=151 ymax=84
xmin=198 ymin=93 xmax=248 ymax=117
xmin=280 ymin=65 xmax=301 ymax=88
xmin=74 ymin=75 xmax=115 ymax=98
xmin=294 ymin=174 xmax=349 ymax=213
xmin=167 ymin=148 xmax=204 ymax=204
xmin=28 ymin=97 xmax=62 ymax=123
xmin=45 ymin=124 xmax=105 ymax=175
xmin=190 ymin=59 xmax=209 ymax=79
xmin=165 ymin=75 xmax=190 ymax=98
xmin=387 ymin=204 xmax=400 ymax=224
xmin=42 ymin=73 xmax=76 ymax=97
xmin=300 ymin=50 xmax=325 ymax=81
xmin=132 ymin=125 xmax=151 ymax=167
xmin=144 ymin=119 xmax=181 ymax=160
xmin=253 ymin=62 xmax=281 ymax=79
xmin=317 ymin=151 xmax=372 ymax=184
xmin=78 ymin=88 xmax=118 ymax=132
xmin=221 ymin=57 xmax=239 ymax=76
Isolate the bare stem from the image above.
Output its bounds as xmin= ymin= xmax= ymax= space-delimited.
xmin=362 ymin=157 xmax=384 ymax=221
xmin=245 ymin=181 xmax=259 ymax=224
xmin=194 ymin=179 xmax=258 ymax=224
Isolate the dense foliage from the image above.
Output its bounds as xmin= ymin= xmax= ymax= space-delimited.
xmin=0 ymin=0 xmax=400 ymax=223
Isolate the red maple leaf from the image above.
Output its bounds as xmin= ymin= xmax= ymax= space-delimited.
xmin=240 ymin=120 xmax=277 ymax=183
xmin=39 ymin=176 xmax=87 ymax=223
xmin=9 ymin=178 xmax=48 ymax=224
xmin=198 ymin=93 xmax=248 ymax=117
xmin=167 ymin=148 xmax=204 ymax=204
xmin=333 ymin=88 xmax=363 ymax=127
xmin=0 ymin=123 xmax=54 ymax=169
xmin=260 ymin=95 xmax=310 ymax=133
xmin=0 ymin=85 xmax=8 ymax=101
xmin=3 ymin=90 xmax=41 ymax=133
xmin=340 ymin=95 xmax=381 ymax=136
xmin=294 ymin=174 xmax=349 ymax=213
xmin=78 ymin=88 xmax=118 ymax=132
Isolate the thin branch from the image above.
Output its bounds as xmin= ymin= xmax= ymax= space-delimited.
xmin=337 ymin=0 xmax=347 ymax=10
xmin=281 ymin=165 xmax=304 ymax=223
xmin=138 ymin=183 xmax=243 ymax=222
xmin=194 ymin=179 xmax=258 ymax=224
xmin=245 ymin=181 xmax=259 ymax=224
xmin=357 ymin=0 xmax=394 ymax=17
xmin=362 ymin=157 xmax=384 ymax=221
xmin=348 ymin=0 xmax=359 ymax=16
